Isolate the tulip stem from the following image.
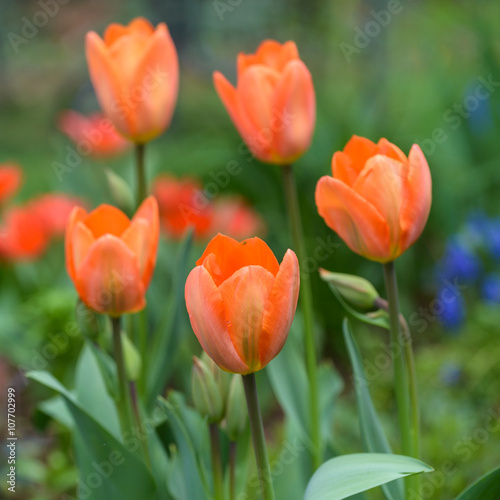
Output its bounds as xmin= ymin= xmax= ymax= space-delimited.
xmin=129 ymin=381 xmax=152 ymax=469
xmin=383 ymin=262 xmax=414 ymax=499
xmin=209 ymin=423 xmax=224 ymax=500
xmin=242 ymin=374 xmax=275 ymax=500
xmin=110 ymin=316 xmax=133 ymax=438
xmin=229 ymin=441 xmax=237 ymax=500
xmin=281 ymin=164 xmax=321 ymax=470
xmin=135 ymin=143 xmax=147 ymax=205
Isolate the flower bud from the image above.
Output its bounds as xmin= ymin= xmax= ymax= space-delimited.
xmin=105 ymin=169 xmax=135 ymax=215
xmin=319 ymin=269 xmax=379 ymax=309
xmin=75 ymin=299 xmax=100 ymax=340
xmin=121 ymin=331 xmax=142 ymax=382
xmin=224 ymin=375 xmax=247 ymax=441
xmin=200 ymin=352 xmax=232 ymax=409
xmin=191 ymin=356 xmax=224 ymax=423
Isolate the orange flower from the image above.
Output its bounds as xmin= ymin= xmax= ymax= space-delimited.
xmin=65 ymin=196 xmax=159 ymax=316
xmin=58 ymin=111 xmax=131 ymax=158
xmin=315 ymin=135 xmax=432 ymax=263
xmin=212 ymin=197 xmax=264 ymax=239
xmin=0 ymin=206 xmax=48 ymax=261
xmin=0 ymin=164 xmax=22 ymax=205
xmin=153 ymin=175 xmax=214 ymax=239
xmin=185 ymin=234 xmax=299 ymax=374
xmin=213 ymin=40 xmax=315 ymax=165
xmin=30 ymin=194 xmax=85 ymax=238
xmin=85 ymin=17 xmax=179 ymax=143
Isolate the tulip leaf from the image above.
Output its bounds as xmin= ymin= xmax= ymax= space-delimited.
xmin=343 ymin=319 xmax=404 ymax=500
xmin=304 ymin=453 xmax=433 ymax=500
xmin=455 ymin=466 xmax=500 ymax=500
xmin=157 ymin=392 xmax=212 ymax=500
xmin=27 ymin=370 xmax=156 ymax=500
xmin=327 ymin=282 xmax=390 ymax=330
xmin=146 ymin=229 xmax=193 ymax=409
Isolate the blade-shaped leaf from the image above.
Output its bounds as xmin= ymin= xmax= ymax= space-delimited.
xmin=27 ymin=370 xmax=156 ymax=500
xmin=343 ymin=318 xmax=403 ymax=500
xmin=455 ymin=466 xmax=500 ymax=500
xmin=305 ymin=453 xmax=433 ymax=500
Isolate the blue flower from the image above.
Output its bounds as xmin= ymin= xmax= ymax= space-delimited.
xmin=481 ymin=274 xmax=500 ymax=304
xmin=436 ymin=283 xmax=466 ymax=332
xmin=437 ymin=239 xmax=481 ymax=284
xmin=484 ymin=218 xmax=500 ymax=259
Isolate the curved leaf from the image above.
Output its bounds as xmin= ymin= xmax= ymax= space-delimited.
xmin=305 ymin=453 xmax=433 ymax=500
xmin=455 ymin=466 xmax=500 ymax=500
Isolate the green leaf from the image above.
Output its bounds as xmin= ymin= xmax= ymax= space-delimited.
xmin=74 ymin=344 xmax=121 ymax=438
xmin=455 ymin=466 xmax=500 ymax=500
xmin=27 ymin=370 xmax=156 ymax=500
xmin=158 ymin=392 xmax=212 ymax=500
xmin=343 ymin=318 xmax=403 ymax=500
xmin=305 ymin=453 xmax=433 ymax=500
xmin=327 ymin=282 xmax=390 ymax=329
xmin=146 ymin=229 xmax=193 ymax=409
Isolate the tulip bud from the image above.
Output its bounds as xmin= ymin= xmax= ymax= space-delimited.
xmin=121 ymin=331 xmax=142 ymax=381
xmin=319 ymin=268 xmax=379 ymax=309
xmin=200 ymin=351 xmax=232 ymax=409
xmin=105 ymin=169 xmax=135 ymax=215
xmin=224 ymin=375 xmax=247 ymax=441
xmin=191 ymin=356 xmax=224 ymax=423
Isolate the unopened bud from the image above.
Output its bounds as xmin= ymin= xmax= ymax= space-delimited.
xmin=105 ymin=169 xmax=135 ymax=215
xmin=224 ymin=375 xmax=247 ymax=441
xmin=319 ymin=269 xmax=379 ymax=309
xmin=121 ymin=331 xmax=142 ymax=381
xmin=191 ymin=356 xmax=224 ymax=423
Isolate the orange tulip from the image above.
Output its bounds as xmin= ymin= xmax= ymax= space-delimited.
xmin=65 ymin=196 xmax=159 ymax=316
xmin=85 ymin=17 xmax=179 ymax=143
xmin=0 ymin=206 xmax=48 ymax=261
xmin=0 ymin=164 xmax=22 ymax=205
xmin=315 ymin=135 xmax=432 ymax=263
xmin=213 ymin=40 xmax=315 ymax=165
xmin=30 ymin=194 xmax=85 ymax=238
xmin=58 ymin=111 xmax=131 ymax=158
xmin=152 ymin=175 xmax=214 ymax=240
xmin=185 ymin=234 xmax=299 ymax=374
xmin=212 ymin=197 xmax=265 ymax=240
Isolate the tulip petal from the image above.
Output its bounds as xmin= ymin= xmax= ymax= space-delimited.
xmin=259 ymin=250 xmax=299 ymax=367
xmin=84 ymin=204 xmax=130 ymax=238
xmin=237 ymin=65 xmax=281 ymax=138
xmin=65 ymin=206 xmax=88 ymax=282
xmin=85 ymin=32 xmax=127 ymax=136
xmin=237 ymin=40 xmax=299 ymax=75
xmin=185 ymin=266 xmax=249 ymax=373
xmin=0 ymin=164 xmax=22 ymax=202
xmin=213 ymin=71 xmax=258 ymax=154
xmin=399 ymin=144 xmax=432 ymax=252
xmin=377 ymin=138 xmax=407 ymax=163
xmin=353 ymin=155 xmax=405 ymax=249
xmin=218 ymin=265 xmax=276 ymax=372
xmin=272 ymin=59 xmax=315 ymax=162
xmin=331 ymin=151 xmax=361 ymax=186
xmin=198 ymin=234 xmax=279 ymax=286
xmin=75 ymin=235 xmax=145 ymax=316
xmin=72 ymin=221 xmax=95 ymax=272
xmin=342 ymin=135 xmax=378 ymax=174
xmin=129 ymin=23 xmax=179 ymax=142
xmin=315 ymin=176 xmax=391 ymax=261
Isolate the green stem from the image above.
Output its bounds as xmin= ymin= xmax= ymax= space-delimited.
xmin=209 ymin=423 xmax=224 ymax=500
xmin=111 ymin=316 xmax=133 ymax=436
xmin=242 ymin=374 xmax=275 ymax=500
xmin=135 ymin=143 xmax=147 ymax=205
xmin=382 ymin=262 xmax=413 ymax=498
xmin=229 ymin=441 xmax=237 ymax=500
xmin=130 ymin=381 xmax=152 ymax=468
xmin=281 ymin=164 xmax=321 ymax=470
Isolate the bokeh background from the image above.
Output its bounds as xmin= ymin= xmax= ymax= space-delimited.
xmin=1 ymin=0 xmax=500 ymax=498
